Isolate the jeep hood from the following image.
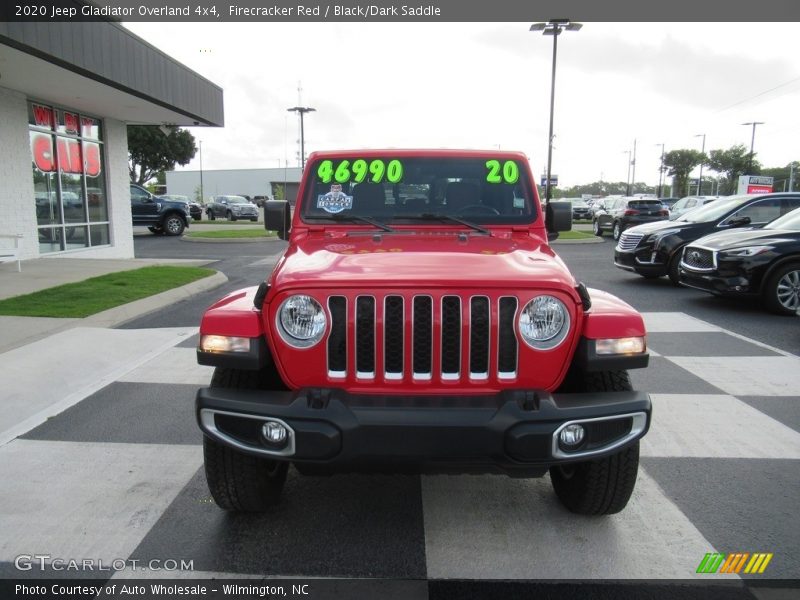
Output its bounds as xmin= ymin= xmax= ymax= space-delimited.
xmin=270 ymin=234 xmax=577 ymax=292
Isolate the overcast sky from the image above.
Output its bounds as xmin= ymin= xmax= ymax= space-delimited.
xmin=125 ymin=22 xmax=800 ymax=188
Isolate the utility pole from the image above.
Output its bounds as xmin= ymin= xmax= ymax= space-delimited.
xmin=623 ymin=150 xmax=632 ymax=195
xmin=655 ymin=143 xmax=665 ymax=198
xmin=742 ymin=121 xmax=764 ymax=173
xmin=198 ymin=140 xmax=204 ymax=204
xmin=287 ymin=106 xmax=316 ymax=170
xmin=695 ymin=133 xmax=706 ymax=195
xmin=630 ymin=138 xmax=637 ymax=194
xmin=790 ymin=163 xmax=796 ymax=192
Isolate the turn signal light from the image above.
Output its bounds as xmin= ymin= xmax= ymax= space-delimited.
xmin=199 ymin=335 xmax=251 ymax=353
xmin=595 ymin=337 xmax=646 ymax=355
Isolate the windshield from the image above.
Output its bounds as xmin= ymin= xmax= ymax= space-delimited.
xmin=301 ymin=156 xmax=536 ymax=225
xmin=162 ymin=195 xmax=189 ymax=202
xmin=765 ymin=207 xmax=800 ymax=231
xmin=678 ymin=195 xmax=753 ymax=223
xmin=227 ymin=196 xmax=250 ymax=205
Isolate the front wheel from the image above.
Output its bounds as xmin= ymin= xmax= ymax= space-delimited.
xmin=592 ymin=220 xmax=603 ymax=236
xmin=668 ymin=252 xmax=683 ymax=286
xmin=551 ymin=369 xmax=640 ymax=515
xmin=209 ymin=211 xmax=216 ymax=221
xmin=162 ymin=215 xmax=185 ymax=236
xmin=612 ymin=221 xmax=622 ymax=241
xmin=763 ymin=262 xmax=800 ymax=315
xmin=203 ymin=437 xmax=288 ymax=512
xmin=227 ymin=211 xmax=236 ymax=221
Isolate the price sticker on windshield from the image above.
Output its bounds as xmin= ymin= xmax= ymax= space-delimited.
xmin=317 ymin=159 xmax=404 ymax=184
xmin=485 ymin=160 xmax=520 ymax=184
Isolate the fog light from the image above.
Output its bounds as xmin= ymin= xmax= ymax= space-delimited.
xmin=559 ymin=424 xmax=585 ymax=448
xmin=262 ymin=421 xmax=288 ymax=446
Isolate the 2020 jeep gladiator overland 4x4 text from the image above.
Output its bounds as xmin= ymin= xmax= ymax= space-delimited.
xmin=195 ymin=150 xmax=651 ymax=515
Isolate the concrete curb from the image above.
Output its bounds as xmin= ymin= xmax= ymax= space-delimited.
xmin=0 ymin=270 xmax=228 ymax=353
xmin=82 ymin=270 xmax=228 ymax=327
xmin=551 ymin=236 xmax=605 ymax=244
xmin=180 ymin=235 xmax=275 ymax=244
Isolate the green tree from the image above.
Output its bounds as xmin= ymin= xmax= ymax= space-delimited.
xmin=272 ymin=183 xmax=285 ymax=200
xmin=128 ymin=125 xmax=196 ymax=186
xmin=759 ymin=161 xmax=799 ymax=192
xmin=663 ymin=149 xmax=706 ymax=198
xmin=705 ymin=145 xmax=760 ymax=195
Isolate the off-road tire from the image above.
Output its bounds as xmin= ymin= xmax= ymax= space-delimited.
xmin=203 ymin=366 xmax=290 ymax=511
xmin=592 ymin=220 xmax=603 ymax=236
xmin=763 ymin=262 xmax=800 ymax=315
xmin=668 ymin=251 xmax=683 ymax=286
xmin=550 ymin=369 xmax=641 ymax=515
xmin=203 ymin=437 xmax=288 ymax=512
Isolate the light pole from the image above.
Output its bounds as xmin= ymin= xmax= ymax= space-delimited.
xmin=287 ymin=106 xmax=316 ymax=170
xmin=530 ymin=18 xmax=582 ymax=202
xmin=655 ymin=143 xmax=665 ymax=197
xmin=198 ymin=140 xmax=204 ymax=204
xmin=623 ymin=150 xmax=632 ymax=195
xmin=694 ymin=133 xmax=706 ymax=195
xmin=741 ymin=121 xmax=764 ymax=174
xmin=630 ymin=138 xmax=637 ymax=195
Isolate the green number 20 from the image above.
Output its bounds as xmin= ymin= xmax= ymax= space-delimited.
xmin=486 ymin=160 xmax=520 ymax=184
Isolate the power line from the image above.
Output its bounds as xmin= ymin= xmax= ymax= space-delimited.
xmin=713 ymin=74 xmax=800 ymax=114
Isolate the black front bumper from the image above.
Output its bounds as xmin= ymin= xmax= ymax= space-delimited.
xmin=197 ymin=387 xmax=651 ymax=476
xmin=614 ymin=248 xmax=668 ymax=277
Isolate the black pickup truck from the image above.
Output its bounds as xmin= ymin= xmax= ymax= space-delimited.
xmin=130 ymin=184 xmax=190 ymax=235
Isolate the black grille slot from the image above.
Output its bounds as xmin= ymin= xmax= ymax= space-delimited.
xmin=384 ymin=296 xmax=404 ymax=376
xmin=585 ymin=417 xmax=633 ymax=450
xmin=470 ymin=297 xmax=490 ymax=375
xmin=356 ymin=296 xmax=375 ymax=375
xmin=441 ymin=296 xmax=461 ymax=376
xmin=413 ymin=296 xmax=432 ymax=375
xmin=327 ymin=296 xmax=347 ymax=374
xmin=498 ymin=297 xmax=517 ymax=374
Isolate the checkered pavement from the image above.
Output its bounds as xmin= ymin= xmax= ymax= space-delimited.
xmin=0 ymin=313 xmax=798 ymax=587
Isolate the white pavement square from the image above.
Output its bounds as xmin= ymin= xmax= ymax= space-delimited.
xmin=422 ymin=469 xmax=728 ymax=579
xmin=641 ymin=394 xmax=800 ymax=459
xmin=120 ymin=347 xmax=214 ymax=386
xmin=668 ymin=356 xmax=800 ymax=397
xmin=0 ymin=440 xmax=201 ymax=564
xmin=642 ymin=312 xmax=721 ymax=333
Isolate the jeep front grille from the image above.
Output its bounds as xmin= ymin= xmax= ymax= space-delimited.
xmin=326 ymin=294 xmax=518 ymax=382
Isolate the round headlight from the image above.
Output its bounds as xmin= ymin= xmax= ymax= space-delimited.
xmin=277 ymin=295 xmax=326 ymax=348
xmin=519 ymin=295 xmax=570 ymax=350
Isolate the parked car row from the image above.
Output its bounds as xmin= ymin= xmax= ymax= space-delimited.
xmin=612 ymin=192 xmax=800 ymax=315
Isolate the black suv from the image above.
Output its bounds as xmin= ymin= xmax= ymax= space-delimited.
xmin=614 ymin=193 xmax=800 ymax=285
xmin=592 ymin=197 xmax=668 ymax=240
xmin=130 ymin=184 xmax=190 ymax=236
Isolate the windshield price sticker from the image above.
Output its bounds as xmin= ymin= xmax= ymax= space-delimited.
xmin=317 ymin=184 xmax=353 ymax=214
xmin=317 ymin=159 xmax=403 ymax=184
xmin=485 ymin=160 xmax=520 ymax=184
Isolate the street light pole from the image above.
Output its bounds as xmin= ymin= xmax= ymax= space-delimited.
xmin=198 ymin=140 xmax=204 ymax=204
xmin=655 ymin=143 xmax=665 ymax=197
xmin=530 ymin=19 xmax=582 ymax=202
xmin=630 ymin=138 xmax=637 ymax=194
xmin=287 ymin=106 xmax=316 ymax=170
xmin=623 ymin=150 xmax=632 ymax=195
xmin=694 ymin=133 xmax=706 ymax=195
xmin=741 ymin=121 xmax=764 ymax=173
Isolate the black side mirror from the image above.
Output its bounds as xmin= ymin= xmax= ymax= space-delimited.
xmin=265 ymin=200 xmax=291 ymax=240
xmin=545 ymin=200 xmax=572 ymax=241
xmin=727 ymin=215 xmax=752 ymax=227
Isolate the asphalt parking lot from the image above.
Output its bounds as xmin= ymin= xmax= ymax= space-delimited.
xmin=1 ymin=233 xmax=797 ymax=598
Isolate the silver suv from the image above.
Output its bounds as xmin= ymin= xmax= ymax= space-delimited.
xmin=206 ymin=195 xmax=259 ymax=221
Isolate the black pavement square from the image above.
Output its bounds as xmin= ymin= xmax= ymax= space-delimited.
xmin=629 ymin=357 xmax=724 ymax=394
xmin=177 ymin=333 xmax=200 ymax=349
xmin=647 ymin=332 xmax=781 ymax=358
xmin=129 ymin=468 xmax=428 ymax=578
xmin=643 ymin=457 xmax=800 ymax=579
xmin=21 ymin=382 xmax=200 ymax=445
xmin=738 ymin=397 xmax=800 ymax=435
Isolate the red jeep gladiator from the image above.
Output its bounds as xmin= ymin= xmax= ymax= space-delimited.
xmin=196 ymin=149 xmax=651 ymax=515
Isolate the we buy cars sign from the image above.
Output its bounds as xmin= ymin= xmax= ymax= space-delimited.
xmin=738 ymin=175 xmax=774 ymax=194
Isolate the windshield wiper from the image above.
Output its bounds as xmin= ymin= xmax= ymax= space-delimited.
xmin=409 ymin=213 xmax=490 ymax=235
xmin=328 ymin=213 xmax=395 ymax=232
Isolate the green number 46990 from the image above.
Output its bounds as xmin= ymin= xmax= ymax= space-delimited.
xmin=317 ymin=159 xmax=403 ymax=184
